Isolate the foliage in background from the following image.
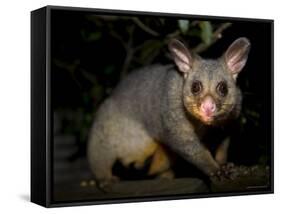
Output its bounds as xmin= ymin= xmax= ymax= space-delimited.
xmin=52 ymin=14 xmax=266 ymax=165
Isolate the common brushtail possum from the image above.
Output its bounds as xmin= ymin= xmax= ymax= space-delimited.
xmin=87 ymin=37 xmax=251 ymax=188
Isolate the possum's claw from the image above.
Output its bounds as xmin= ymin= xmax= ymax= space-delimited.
xmin=210 ymin=162 xmax=238 ymax=182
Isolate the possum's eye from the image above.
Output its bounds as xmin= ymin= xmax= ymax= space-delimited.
xmin=216 ymin=81 xmax=228 ymax=97
xmin=191 ymin=80 xmax=202 ymax=95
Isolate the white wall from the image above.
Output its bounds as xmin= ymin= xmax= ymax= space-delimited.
xmin=0 ymin=0 xmax=279 ymax=212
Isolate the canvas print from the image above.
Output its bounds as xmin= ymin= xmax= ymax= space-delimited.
xmin=50 ymin=8 xmax=273 ymax=204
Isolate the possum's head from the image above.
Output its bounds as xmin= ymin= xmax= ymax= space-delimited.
xmin=168 ymin=37 xmax=250 ymax=125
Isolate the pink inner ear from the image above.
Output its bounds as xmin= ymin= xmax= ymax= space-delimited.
xmin=227 ymin=56 xmax=246 ymax=73
xmin=175 ymin=58 xmax=191 ymax=72
xmin=227 ymin=48 xmax=247 ymax=73
xmin=171 ymin=47 xmax=191 ymax=73
xmin=172 ymin=48 xmax=190 ymax=64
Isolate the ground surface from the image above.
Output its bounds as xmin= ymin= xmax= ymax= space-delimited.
xmin=53 ymin=134 xmax=270 ymax=203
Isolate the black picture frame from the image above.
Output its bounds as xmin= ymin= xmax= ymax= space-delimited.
xmin=31 ymin=5 xmax=274 ymax=207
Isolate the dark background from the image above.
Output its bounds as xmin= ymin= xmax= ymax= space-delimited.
xmin=51 ymin=9 xmax=272 ymax=185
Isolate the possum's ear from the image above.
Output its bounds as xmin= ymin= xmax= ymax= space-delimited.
xmin=168 ymin=39 xmax=193 ymax=78
xmin=224 ymin=37 xmax=251 ymax=79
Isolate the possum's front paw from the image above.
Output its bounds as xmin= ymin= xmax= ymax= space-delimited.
xmin=210 ymin=162 xmax=238 ymax=182
xmin=97 ymin=176 xmax=120 ymax=192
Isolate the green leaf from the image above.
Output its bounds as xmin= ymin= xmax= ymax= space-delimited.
xmin=138 ymin=40 xmax=162 ymax=63
xmin=186 ymin=28 xmax=201 ymax=37
xmin=178 ymin=20 xmax=189 ymax=34
xmin=88 ymin=32 xmax=102 ymax=41
xmin=199 ymin=21 xmax=213 ymax=45
xmin=81 ymin=30 xmax=102 ymax=42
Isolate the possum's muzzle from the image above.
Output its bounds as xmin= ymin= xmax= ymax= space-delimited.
xmin=198 ymin=96 xmax=216 ymax=124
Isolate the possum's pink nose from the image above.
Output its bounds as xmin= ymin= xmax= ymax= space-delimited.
xmin=200 ymin=96 xmax=216 ymax=117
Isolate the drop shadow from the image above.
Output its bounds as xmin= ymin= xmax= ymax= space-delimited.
xmin=19 ymin=194 xmax=30 ymax=202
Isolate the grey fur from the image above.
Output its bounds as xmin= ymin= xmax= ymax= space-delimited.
xmin=87 ymin=38 xmax=250 ymax=185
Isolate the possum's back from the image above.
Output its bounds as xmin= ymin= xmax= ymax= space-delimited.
xmin=110 ymin=65 xmax=173 ymax=122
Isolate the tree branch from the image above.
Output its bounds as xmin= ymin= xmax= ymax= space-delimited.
xmin=132 ymin=17 xmax=160 ymax=37
xmin=193 ymin=23 xmax=232 ymax=53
